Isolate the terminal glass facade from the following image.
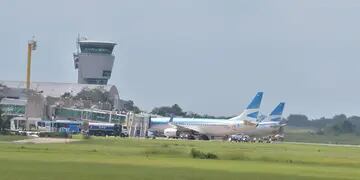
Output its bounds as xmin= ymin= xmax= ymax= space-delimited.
xmin=54 ymin=107 xmax=126 ymax=124
xmin=0 ymin=104 xmax=25 ymax=116
xmin=84 ymin=78 xmax=108 ymax=85
xmin=111 ymin=114 xmax=127 ymax=123
xmin=55 ymin=108 xmax=82 ymax=119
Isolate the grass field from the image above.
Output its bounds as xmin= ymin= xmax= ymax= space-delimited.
xmin=0 ymin=136 xmax=360 ymax=180
xmin=0 ymin=135 xmax=30 ymax=142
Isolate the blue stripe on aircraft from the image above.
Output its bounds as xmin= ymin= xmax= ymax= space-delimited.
xmin=150 ymin=117 xmax=230 ymax=126
xmin=247 ymin=111 xmax=259 ymax=118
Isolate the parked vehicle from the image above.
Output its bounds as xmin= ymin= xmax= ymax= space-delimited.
xmin=228 ymin=134 xmax=251 ymax=142
xmin=88 ymin=122 xmax=128 ymax=137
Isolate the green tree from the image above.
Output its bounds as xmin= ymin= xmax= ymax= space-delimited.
xmin=151 ymin=104 xmax=185 ymax=117
xmin=122 ymin=100 xmax=141 ymax=113
xmin=82 ymin=120 xmax=89 ymax=132
xmin=341 ymin=120 xmax=355 ymax=133
xmin=326 ymin=119 xmax=355 ymax=135
xmin=61 ymin=92 xmax=73 ymax=99
xmin=0 ymin=108 xmax=10 ymax=132
xmin=0 ymin=108 xmax=3 ymax=131
xmin=333 ymin=114 xmax=347 ymax=122
xmin=286 ymin=114 xmax=311 ymax=127
xmin=74 ymin=87 xmax=113 ymax=107
xmin=170 ymin=104 xmax=185 ymax=116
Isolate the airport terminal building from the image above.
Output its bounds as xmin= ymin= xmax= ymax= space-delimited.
xmin=0 ymin=38 xmax=128 ymax=130
xmin=0 ymin=37 xmax=150 ymax=136
xmin=0 ymin=81 xmax=127 ymax=129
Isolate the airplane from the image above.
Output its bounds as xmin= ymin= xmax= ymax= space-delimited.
xmin=240 ymin=102 xmax=286 ymax=138
xmin=148 ymin=92 xmax=263 ymax=140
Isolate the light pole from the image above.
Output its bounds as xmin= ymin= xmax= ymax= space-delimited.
xmin=26 ymin=37 xmax=37 ymax=89
xmin=25 ymin=37 xmax=37 ymax=130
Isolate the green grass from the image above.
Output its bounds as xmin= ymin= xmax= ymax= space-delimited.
xmin=0 ymin=135 xmax=30 ymax=142
xmin=0 ymin=137 xmax=360 ymax=179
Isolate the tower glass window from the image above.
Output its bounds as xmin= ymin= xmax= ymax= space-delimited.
xmin=85 ymin=78 xmax=108 ymax=85
xmin=80 ymin=45 xmax=114 ymax=54
xmin=103 ymin=70 xmax=112 ymax=78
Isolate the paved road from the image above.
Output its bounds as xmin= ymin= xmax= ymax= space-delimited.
xmin=13 ymin=138 xmax=81 ymax=144
xmin=281 ymin=141 xmax=360 ymax=148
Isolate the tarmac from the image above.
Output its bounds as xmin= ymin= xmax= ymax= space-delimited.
xmin=13 ymin=137 xmax=81 ymax=144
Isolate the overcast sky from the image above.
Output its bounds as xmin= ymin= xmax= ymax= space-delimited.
xmin=1 ymin=0 xmax=360 ymax=119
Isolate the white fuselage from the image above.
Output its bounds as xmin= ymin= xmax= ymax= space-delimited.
xmin=149 ymin=117 xmax=257 ymax=137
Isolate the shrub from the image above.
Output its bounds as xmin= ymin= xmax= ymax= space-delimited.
xmin=161 ymin=143 xmax=169 ymax=148
xmin=206 ymin=152 xmax=218 ymax=159
xmin=190 ymin=148 xmax=218 ymax=159
xmin=259 ymin=156 xmax=272 ymax=162
xmin=82 ymin=133 xmax=91 ymax=140
xmin=39 ymin=132 xmax=71 ymax=138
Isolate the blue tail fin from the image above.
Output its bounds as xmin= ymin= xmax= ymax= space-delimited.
xmin=169 ymin=114 xmax=174 ymax=123
xmin=246 ymin=92 xmax=263 ymax=109
xmin=230 ymin=92 xmax=263 ymax=121
xmin=246 ymin=92 xmax=263 ymax=119
xmin=270 ymin=102 xmax=285 ymax=121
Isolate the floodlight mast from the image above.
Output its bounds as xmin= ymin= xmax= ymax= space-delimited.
xmin=26 ymin=37 xmax=36 ymax=89
xmin=25 ymin=37 xmax=37 ymax=130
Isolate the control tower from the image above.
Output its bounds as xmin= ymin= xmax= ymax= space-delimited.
xmin=73 ymin=39 xmax=117 ymax=85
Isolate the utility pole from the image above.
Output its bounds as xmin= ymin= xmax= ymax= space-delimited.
xmin=25 ymin=37 xmax=37 ymax=130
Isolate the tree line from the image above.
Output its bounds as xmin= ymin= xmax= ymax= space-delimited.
xmin=151 ymin=104 xmax=231 ymax=119
xmin=61 ymin=88 xmax=141 ymax=113
xmin=287 ymin=114 xmax=360 ymax=135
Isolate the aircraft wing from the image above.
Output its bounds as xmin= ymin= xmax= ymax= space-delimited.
xmin=168 ymin=117 xmax=199 ymax=133
xmin=169 ymin=122 xmax=197 ymax=132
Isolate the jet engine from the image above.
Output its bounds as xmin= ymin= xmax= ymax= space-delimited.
xmin=164 ymin=128 xmax=179 ymax=138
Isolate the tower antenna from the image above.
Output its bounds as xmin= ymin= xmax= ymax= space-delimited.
xmin=76 ymin=33 xmax=80 ymax=54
